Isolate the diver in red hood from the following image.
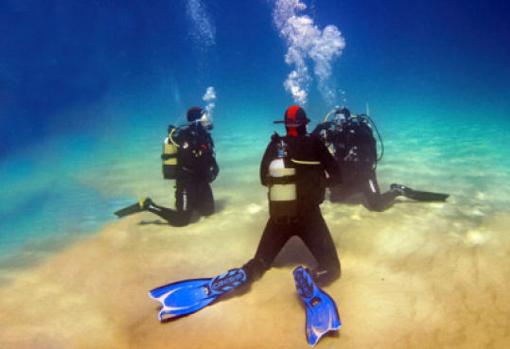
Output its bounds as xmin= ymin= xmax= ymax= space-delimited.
xmin=243 ymin=105 xmax=342 ymax=285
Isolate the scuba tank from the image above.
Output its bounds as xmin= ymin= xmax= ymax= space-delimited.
xmin=162 ymin=126 xmax=179 ymax=180
xmin=268 ymin=138 xmax=297 ymax=218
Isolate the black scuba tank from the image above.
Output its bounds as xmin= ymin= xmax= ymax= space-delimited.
xmin=267 ymin=139 xmax=297 ymax=218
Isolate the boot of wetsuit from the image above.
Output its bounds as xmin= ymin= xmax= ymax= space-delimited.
xmin=390 ymin=184 xmax=413 ymax=197
xmin=242 ymin=258 xmax=270 ymax=283
xmin=310 ymin=265 xmax=341 ymax=286
xmin=144 ymin=198 xmax=191 ymax=227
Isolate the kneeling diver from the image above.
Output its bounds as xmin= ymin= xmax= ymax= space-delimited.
xmin=312 ymin=106 xmax=449 ymax=211
xmin=114 ymin=106 xmax=219 ymax=227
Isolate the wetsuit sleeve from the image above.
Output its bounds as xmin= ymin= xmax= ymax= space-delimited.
xmin=210 ymin=142 xmax=219 ymax=181
xmin=172 ymin=128 xmax=185 ymax=147
xmin=317 ymin=137 xmax=342 ymax=187
xmin=208 ymin=132 xmax=216 ymax=149
xmin=312 ymin=122 xmax=332 ymax=140
xmin=260 ymin=141 xmax=275 ymax=187
xmin=209 ymin=134 xmax=218 ymax=164
xmin=206 ymin=133 xmax=219 ymax=182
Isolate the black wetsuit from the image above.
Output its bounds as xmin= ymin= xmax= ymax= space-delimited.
xmin=329 ymin=163 xmax=400 ymax=212
xmin=329 ymin=163 xmax=398 ymax=212
xmin=313 ymin=119 xmax=397 ymax=212
xmin=244 ymin=132 xmax=342 ymax=285
xmin=147 ymin=124 xmax=219 ymax=226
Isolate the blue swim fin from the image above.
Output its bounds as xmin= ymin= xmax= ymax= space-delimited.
xmin=148 ymin=268 xmax=247 ymax=321
xmin=293 ymin=266 xmax=341 ymax=346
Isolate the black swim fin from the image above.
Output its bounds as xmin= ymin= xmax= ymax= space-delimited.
xmin=114 ymin=198 xmax=152 ymax=217
xmin=391 ymin=184 xmax=449 ymax=202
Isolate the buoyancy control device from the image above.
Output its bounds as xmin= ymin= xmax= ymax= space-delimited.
xmin=267 ymin=138 xmax=297 ymax=218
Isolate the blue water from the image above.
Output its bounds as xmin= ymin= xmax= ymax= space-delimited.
xmin=1 ymin=0 xmax=509 ymax=264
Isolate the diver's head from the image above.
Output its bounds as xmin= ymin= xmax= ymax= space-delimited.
xmin=334 ymin=107 xmax=351 ymax=124
xmin=187 ymin=106 xmax=204 ymax=122
xmin=281 ymin=105 xmax=310 ymax=137
xmin=187 ymin=106 xmax=212 ymax=129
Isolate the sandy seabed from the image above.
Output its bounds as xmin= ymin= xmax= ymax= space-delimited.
xmin=2 ymin=124 xmax=510 ymax=348
xmin=1 ymin=182 xmax=509 ymax=349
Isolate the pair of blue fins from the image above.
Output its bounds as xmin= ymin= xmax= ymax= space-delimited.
xmin=149 ymin=266 xmax=341 ymax=346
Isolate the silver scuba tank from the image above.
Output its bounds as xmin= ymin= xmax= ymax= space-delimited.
xmin=268 ymin=139 xmax=297 ymax=218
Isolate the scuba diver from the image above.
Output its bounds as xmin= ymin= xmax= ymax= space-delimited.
xmin=114 ymin=106 xmax=219 ymax=227
xmin=148 ymin=106 xmax=343 ymax=346
xmin=242 ymin=105 xmax=342 ymax=285
xmin=312 ymin=106 xmax=448 ymax=212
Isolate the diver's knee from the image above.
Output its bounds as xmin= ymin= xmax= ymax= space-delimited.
xmin=170 ymin=214 xmax=192 ymax=227
xmin=367 ymin=204 xmax=385 ymax=212
xmin=200 ymin=206 xmax=215 ymax=217
xmin=364 ymin=199 xmax=386 ymax=212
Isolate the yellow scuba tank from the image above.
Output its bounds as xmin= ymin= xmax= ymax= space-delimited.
xmin=162 ymin=127 xmax=179 ymax=179
xmin=268 ymin=139 xmax=297 ymax=218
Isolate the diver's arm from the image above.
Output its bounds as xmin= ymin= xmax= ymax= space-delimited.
xmin=208 ymin=134 xmax=219 ymax=177
xmin=311 ymin=121 xmax=332 ymax=141
xmin=210 ymin=155 xmax=219 ymax=181
xmin=317 ymin=137 xmax=341 ymax=186
xmin=209 ymin=132 xmax=215 ymax=147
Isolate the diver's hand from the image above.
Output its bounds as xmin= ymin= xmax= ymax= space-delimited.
xmin=207 ymin=163 xmax=219 ymax=183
